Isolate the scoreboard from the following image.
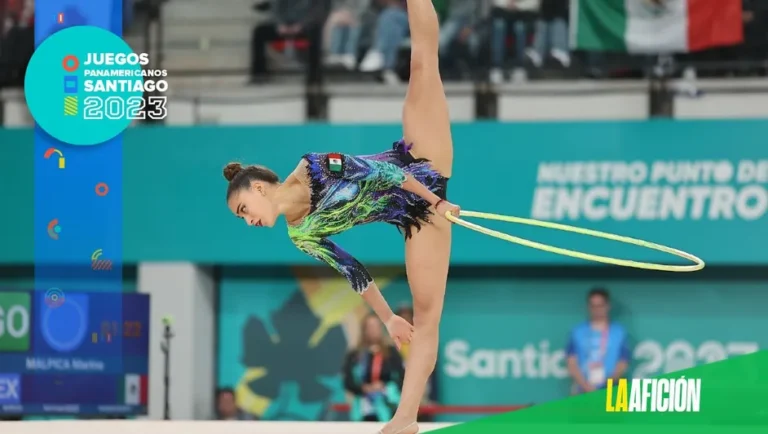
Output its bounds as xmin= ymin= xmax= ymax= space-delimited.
xmin=0 ymin=291 xmax=149 ymax=416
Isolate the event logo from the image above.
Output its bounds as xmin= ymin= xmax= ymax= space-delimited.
xmin=44 ymin=147 xmax=66 ymax=169
xmin=95 ymin=182 xmax=109 ymax=197
xmin=606 ymin=377 xmax=701 ymax=412
xmin=47 ymin=218 xmax=62 ymax=240
xmin=0 ymin=292 xmax=31 ymax=352
xmin=0 ymin=374 xmax=21 ymax=405
xmin=443 ymin=339 xmax=758 ymax=380
xmin=45 ymin=288 xmax=66 ymax=309
xmin=443 ymin=339 xmax=568 ymax=379
xmin=91 ymin=249 xmax=113 ymax=271
xmin=531 ymin=160 xmax=768 ymax=222
xmin=25 ymin=26 xmax=169 ymax=146
xmin=237 ymin=291 xmax=346 ymax=420
xmin=632 ymin=340 xmax=758 ymax=378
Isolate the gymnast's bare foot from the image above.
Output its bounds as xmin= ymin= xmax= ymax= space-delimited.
xmin=378 ymin=420 xmax=419 ymax=434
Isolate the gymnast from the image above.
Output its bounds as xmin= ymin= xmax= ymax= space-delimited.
xmin=223 ymin=1 xmax=454 ymax=432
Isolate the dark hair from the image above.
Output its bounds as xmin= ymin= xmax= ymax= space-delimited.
xmin=396 ymin=304 xmax=413 ymax=317
xmin=358 ymin=313 xmax=389 ymax=356
xmin=588 ymin=287 xmax=610 ymax=303
xmin=223 ymin=162 xmax=279 ymax=198
xmin=216 ymin=387 xmax=235 ymax=398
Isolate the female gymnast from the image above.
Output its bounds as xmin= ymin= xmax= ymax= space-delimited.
xmin=223 ymin=1 xmax=453 ymax=432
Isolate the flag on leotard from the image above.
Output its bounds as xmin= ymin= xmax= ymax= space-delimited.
xmin=570 ymin=0 xmax=743 ymax=53
xmin=327 ymin=153 xmax=344 ymax=174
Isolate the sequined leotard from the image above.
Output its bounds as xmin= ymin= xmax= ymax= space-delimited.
xmin=288 ymin=139 xmax=448 ymax=294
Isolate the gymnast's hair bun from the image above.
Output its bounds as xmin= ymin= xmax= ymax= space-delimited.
xmin=223 ymin=162 xmax=244 ymax=182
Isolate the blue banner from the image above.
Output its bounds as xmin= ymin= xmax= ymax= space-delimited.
xmin=2 ymin=120 xmax=766 ymax=265
xmin=33 ymin=3 xmax=124 ymax=288
xmin=30 ymin=2 xmax=127 ymax=417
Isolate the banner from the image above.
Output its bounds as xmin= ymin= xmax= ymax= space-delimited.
xmin=1 ymin=120 xmax=766 ymax=264
xmin=570 ymin=0 xmax=744 ymax=53
xmin=216 ymin=270 xmax=766 ymax=421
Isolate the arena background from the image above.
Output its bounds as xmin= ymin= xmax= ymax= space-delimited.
xmin=1 ymin=0 xmax=767 ymax=425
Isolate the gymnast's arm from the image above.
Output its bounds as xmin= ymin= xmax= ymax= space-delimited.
xmin=291 ymin=236 xmax=395 ymax=323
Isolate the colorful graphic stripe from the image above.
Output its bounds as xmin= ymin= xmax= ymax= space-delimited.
xmin=34 ymin=0 xmax=124 ymax=366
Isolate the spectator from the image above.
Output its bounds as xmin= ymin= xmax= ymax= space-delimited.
xmin=740 ymin=0 xmax=768 ymax=75
xmin=215 ymin=387 xmax=253 ymax=420
xmin=566 ymin=288 xmax=630 ymax=394
xmin=359 ymin=0 xmax=408 ymax=85
xmin=438 ymin=0 xmax=486 ymax=71
xmin=342 ymin=313 xmax=404 ymax=422
xmin=528 ymin=0 xmax=569 ymax=68
xmin=324 ymin=0 xmax=370 ymax=70
xmin=489 ymin=0 xmax=539 ymax=84
xmin=0 ymin=0 xmax=34 ymax=88
xmin=249 ymin=0 xmax=328 ymax=82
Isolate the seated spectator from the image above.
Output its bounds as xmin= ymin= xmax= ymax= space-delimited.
xmin=566 ymin=288 xmax=631 ymax=394
xmin=215 ymin=387 xmax=254 ymax=420
xmin=0 ymin=0 xmax=34 ymax=88
xmin=324 ymin=0 xmax=370 ymax=70
xmin=438 ymin=0 xmax=486 ymax=73
xmin=359 ymin=0 xmax=409 ymax=85
xmin=250 ymin=0 xmax=327 ymax=82
xmin=489 ymin=0 xmax=539 ymax=84
xmin=342 ymin=313 xmax=404 ymax=422
xmin=528 ymin=0 xmax=569 ymax=68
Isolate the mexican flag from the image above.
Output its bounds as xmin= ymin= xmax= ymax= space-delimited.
xmin=328 ymin=153 xmax=343 ymax=173
xmin=570 ymin=0 xmax=744 ymax=53
xmin=122 ymin=374 xmax=148 ymax=406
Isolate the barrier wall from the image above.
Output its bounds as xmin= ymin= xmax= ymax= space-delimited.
xmin=217 ymin=268 xmax=766 ymax=421
xmin=3 ymin=79 xmax=768 ymax=126
xmin=1 ymin=120 xmax=766 ymax=265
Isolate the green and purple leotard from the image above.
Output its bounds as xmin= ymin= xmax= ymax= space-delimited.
xmin=288 ymin=139 xmax=448 ymax=293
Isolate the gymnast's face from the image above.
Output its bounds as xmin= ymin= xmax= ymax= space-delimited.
xmin=228 ymin=182 xmax=279 ymax=228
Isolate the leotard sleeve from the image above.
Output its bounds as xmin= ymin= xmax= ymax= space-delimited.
xmin=317 ymin=153 xmax=407 ymax=190
xmin=291 ymin=235 xmax=373 ymax=294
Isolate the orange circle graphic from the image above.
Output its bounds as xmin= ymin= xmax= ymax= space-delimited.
xmin=62 ymin=55 xmax=79 ymax=72
xmin=95 ymin=183 xmax=109 ymax=196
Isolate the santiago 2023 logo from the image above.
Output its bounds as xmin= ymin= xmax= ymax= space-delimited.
xmin=25 ymin=26 xmax=168 ymax=146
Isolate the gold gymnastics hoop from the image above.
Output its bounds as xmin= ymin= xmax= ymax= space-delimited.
xmin=444 ymin=210 xmax=705 ymax=272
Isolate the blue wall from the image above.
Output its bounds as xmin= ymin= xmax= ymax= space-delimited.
xmin=1 ymin=120 xmax=766 ymax=264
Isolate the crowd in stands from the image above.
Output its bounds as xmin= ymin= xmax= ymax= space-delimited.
xmin=250 ymin=0 xmax=768 ymax=85
xmin=0 ymin=0 xmax=766 ymax=90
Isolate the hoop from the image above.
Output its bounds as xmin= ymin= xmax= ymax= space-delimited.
xmin=444 ymin=210 xmax=705 ymax=272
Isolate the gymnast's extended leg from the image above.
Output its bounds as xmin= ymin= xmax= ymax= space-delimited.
xmin=381 ymin=1 xmax=454 ymax=433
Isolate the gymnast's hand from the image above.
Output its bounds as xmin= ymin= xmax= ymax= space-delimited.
xmin=436 ymin=200 xmax=461 ymax=219
xmin=385 ymin=315 xmax=414 ymax=350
